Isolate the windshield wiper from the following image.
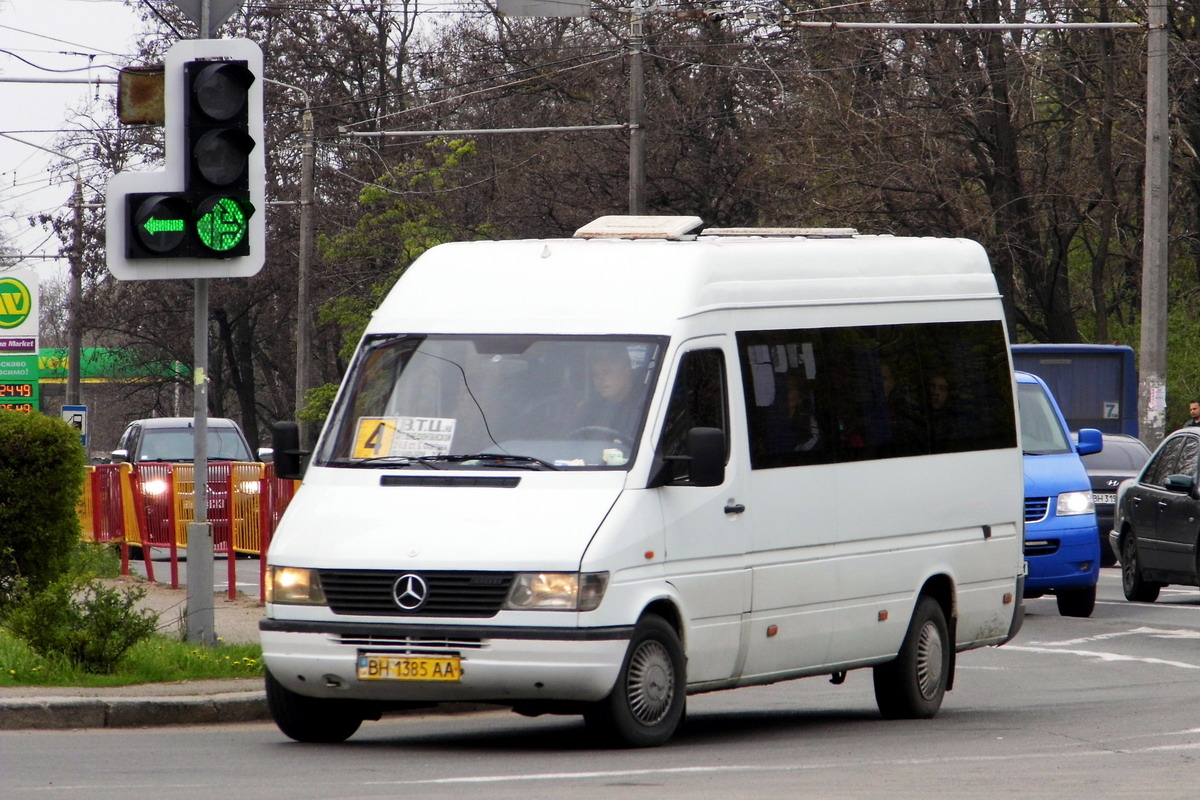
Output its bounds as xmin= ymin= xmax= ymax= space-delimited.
xmin=326 ymin=453 xmax=559 ymax=470
xmin=411 ymin=453 xmax=560 ymax=471
xmin=326 ymin=456 xmax=419 ymax=468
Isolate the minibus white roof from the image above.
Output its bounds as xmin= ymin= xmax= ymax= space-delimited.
xmin=369 ymin=218 xmax=1000 ymax=337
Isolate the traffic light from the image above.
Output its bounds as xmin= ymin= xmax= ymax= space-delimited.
xmin=106 ymin=39 xmax=265 ymax=280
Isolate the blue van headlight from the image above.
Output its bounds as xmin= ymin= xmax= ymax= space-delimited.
xmin=1056 ymin=491 xmax=1095 ymax=516
xmin=505 ymin=572 xmax=609 ymax=611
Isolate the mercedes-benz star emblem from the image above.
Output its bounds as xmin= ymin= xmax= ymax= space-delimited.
xmin=393 ymin=574 xmax=428 ymax=612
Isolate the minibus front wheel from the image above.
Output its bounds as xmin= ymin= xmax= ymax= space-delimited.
xmin=872 ymin=595 xmax=949 ymax=720
xmin=584 ymin=614 xmax=686 ymax=748
xmin=266 ymin=670 xmax=367 ymax=743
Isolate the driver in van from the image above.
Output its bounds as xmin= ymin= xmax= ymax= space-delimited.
xmin=571 ymin=346 xmax=642 ymax=440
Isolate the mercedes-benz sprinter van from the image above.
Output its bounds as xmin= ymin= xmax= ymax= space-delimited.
xmin=262 ymin=216 xmax=1026 ymax=747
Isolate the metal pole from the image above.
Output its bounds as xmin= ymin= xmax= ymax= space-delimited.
xmin=66 ymin=171 xmax=83 ymax=407
xmin=1139 ymin=0 xmax=1168 ymax=446
xmin=296 ymin=104 xmax=315 ymax=445
xmin=187 ymin=0 xmax=216 ymax=646
xmin=628 ymin=2 xmax=646 ymax=215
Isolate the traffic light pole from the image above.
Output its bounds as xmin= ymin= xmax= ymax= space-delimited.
xmin=188 ymin=276 xmax=215 ymax=646
xmin=188 ymin=0 xmax=216 ymax=647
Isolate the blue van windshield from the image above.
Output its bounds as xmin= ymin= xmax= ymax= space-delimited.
xmin=1017 ymin=382 xmax=1072 ymax=455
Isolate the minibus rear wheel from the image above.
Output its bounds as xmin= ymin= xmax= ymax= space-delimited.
xmin=872 ymin=595 xmax=949 ymax=720
xmin=584 ymin=614 xmax=686 ymax=748
xmin=265 ymin=670 xmax=364 ymax=743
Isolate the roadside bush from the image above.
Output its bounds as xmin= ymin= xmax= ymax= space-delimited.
xmin=3 ymin=576 xmax=159 ymax=674
xmin=0 ymin=412 xmax=87 ymax=607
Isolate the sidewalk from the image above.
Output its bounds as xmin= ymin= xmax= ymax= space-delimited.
xmin=0 ymin=578 xmax=496 ymax=731
xmin=1 ymin=576 xmax=269 ymax=731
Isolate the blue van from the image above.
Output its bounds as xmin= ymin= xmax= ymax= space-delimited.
xmin=1016 ymin=371 xmax=1103 ymax=617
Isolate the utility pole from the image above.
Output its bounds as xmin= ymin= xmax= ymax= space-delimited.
xmin=266 ymin=78 xmax=316 ymax=444
xmin=627 ymin=1 xmax=646 ymax=215
xmin=67 ymin=171 xmax=83 ymax=407
xmin=1139 ymin=0 xmax=1168 ymax=446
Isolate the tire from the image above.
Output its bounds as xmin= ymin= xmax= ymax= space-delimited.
xmin=584 ymin=615 xmax=686 ymax=748
xmin=873 ymin=596 xmax=950 ymax=720
xmin=1055 ymin=585 xmax=1096 ymax=618
xmin=265 ymin=670 xmax=364 ymax=743
xmin=1121 ymin=532 xmax=1161 ymax=603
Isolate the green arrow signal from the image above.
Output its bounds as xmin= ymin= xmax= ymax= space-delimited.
xmin=196 ymin=197 xmax=249 ymax=252
xmin=143 ymin=216 xmax=185 ymax=235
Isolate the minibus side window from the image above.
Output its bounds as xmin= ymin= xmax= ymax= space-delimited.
xmin=659 ymin=350 xmax=729 ymax=483
xmin=738 ymin=321 xmax=1016 ymax=470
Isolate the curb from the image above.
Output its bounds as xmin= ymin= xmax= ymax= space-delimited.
xmin=0 ymin=691 xmax=270 ymax=731
xmin=0 ymin=693 xmax=502 ymax=731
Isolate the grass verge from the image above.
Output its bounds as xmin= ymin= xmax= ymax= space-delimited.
xmin=0 ymin=627 xmax=263 ymax=687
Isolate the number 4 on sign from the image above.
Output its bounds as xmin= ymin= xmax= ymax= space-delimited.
xmin=353 ymin=418 xmax=398 ymax=458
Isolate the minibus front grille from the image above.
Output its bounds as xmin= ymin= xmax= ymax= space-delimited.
xmin=1024 ymin=497 xmax=1050 ymax=523
xmin=337 ymin=635 xmax=486 ymax=652
xmin=318 ymin=570 xmax=515 ymax=617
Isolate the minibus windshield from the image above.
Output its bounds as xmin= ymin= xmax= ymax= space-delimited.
xmin=317 ymin=334 xmax=665 ymax=470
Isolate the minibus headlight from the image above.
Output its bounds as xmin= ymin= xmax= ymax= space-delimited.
xmin=141 ymin=478 xmax=169 ymax=496
xmin=267 ymin=566 xmax=327 ymax=605
xmin=1056 ymin=491 xmax=1095 ymax=517
xmin=505 ymin=572 xmax=609 ymax=611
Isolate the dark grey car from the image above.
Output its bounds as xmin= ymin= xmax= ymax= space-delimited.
xmin=1082 ymin=433 xmax=1151 ymax=567
xmin=1111 ymin=428 xmax=1200 ymax=602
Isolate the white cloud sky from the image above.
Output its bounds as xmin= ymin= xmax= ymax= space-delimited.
xmin=1 ymin=0 xmax=144 ymax=283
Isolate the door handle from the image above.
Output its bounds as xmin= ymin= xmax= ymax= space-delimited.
xmin=724 ymin=503 xmax=746 ymax=514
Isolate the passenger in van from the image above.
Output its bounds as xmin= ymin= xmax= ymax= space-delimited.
xmin=928 ymin=373 xmax=960 ymax=449
xmin=783 ymin=372 xmax=821 ymax=452
xmin=877 ymin=362 xmax=925 ymax=455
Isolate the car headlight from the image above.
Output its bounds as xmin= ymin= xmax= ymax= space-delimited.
xmin=504 ymin=572 xmax=608 ymax=611
xmin=237 ymin=480 xmax=262 ymax=495
xmin=1056 ymin=490 xmax=1095 ymax=517
xmin=267 ymin=566 xmax=327 ymax=605
xmin=142 ymin=478 xmax=169 ymax=496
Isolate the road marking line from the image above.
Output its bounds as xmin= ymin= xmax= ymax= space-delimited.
xmin=365 ymin=741 xmax=1200 ymax=786
xmin=1004 ymin=644 xmax=1200 ymax=669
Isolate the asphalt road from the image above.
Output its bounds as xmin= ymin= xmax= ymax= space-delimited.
xmin=4 ymin=567 xmax=1198 ymax=799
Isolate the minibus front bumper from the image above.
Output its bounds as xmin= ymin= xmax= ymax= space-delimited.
xmin=260 ymin=618 xmax=632 ymax=704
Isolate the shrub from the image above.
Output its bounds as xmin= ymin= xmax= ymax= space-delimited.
xmin=4 ymin=577 xmax=160 ymax=674
xmin=0 ymin=412 xmax=87 ymax=606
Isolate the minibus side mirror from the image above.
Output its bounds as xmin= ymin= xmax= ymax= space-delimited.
xmin=647 ymin=426 xmax=727 ymax=488
xmin=272 ymin=422 xmax=309 ymax=480
xmin=110 ymin=448 xmax=129 ymax=463
xmin=687 ymin=427 xmax=726 ymax=487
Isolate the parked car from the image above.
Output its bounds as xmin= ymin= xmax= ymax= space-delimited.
xmin=111 ymin=417 xmax=255 ymax=464
xmin=111 ymin=417 xmax=257 ymax=551
xmin=1081 ymin=433 xmax=1152 ymax=567
xmin=1112 ymin=427 xmax=1200 ymax=602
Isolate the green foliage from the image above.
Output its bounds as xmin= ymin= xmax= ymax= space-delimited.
xmin=304 ymin=139 xmax=494 ymax=427
xmin=298 ymin=383 xmax=340 ymax=426
xmin=0 ymin=412 xmax=87 ymax=606
xmin=3 ymin=577 xmax=159 ymax=674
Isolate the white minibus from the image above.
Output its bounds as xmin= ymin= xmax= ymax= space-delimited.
xmin=262 ymin=215 xmax=1026 ymax=747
